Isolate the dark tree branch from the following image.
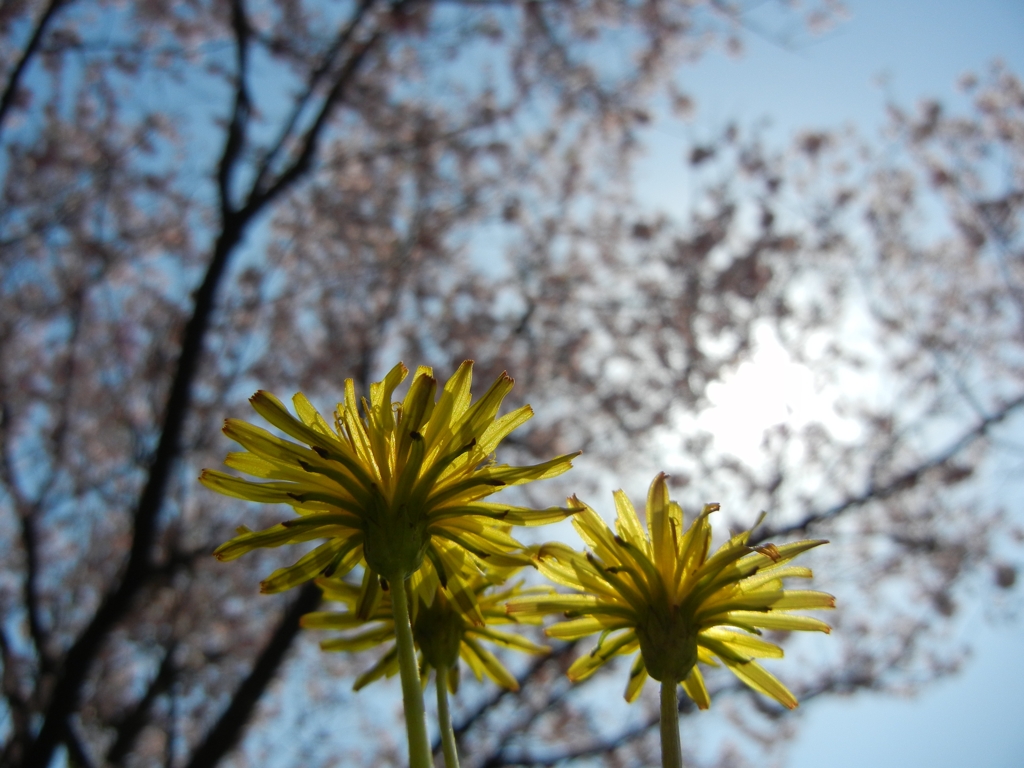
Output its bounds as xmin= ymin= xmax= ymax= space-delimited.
xmin=183 ymin=583 xmax=321 ymax=768
xmin=484 ymin=670 xmax=870 ymax=768
xmin=481 ymin=684 xmax=699 ymax=768
xmin=0 ymin=402 xmax=51 ymax=675
xmin=12 ymin=286 xmax=88 ymax=679
xmin=433 ymin=643 xmax=576 ymax=758
xmin=251 ymin=0 xmax=378 ymax=197
xmin=217 ymin=0 xmax=253 ymax=218
xmin=482 ymin=636 xmax=932 ymax=768
xmin=164 ymin=683 xmax=179 ymax=768
xmin=0 ymin=0 xmax=69 ymax=132
xmin=755 ymin=392 xmax=1024 ymax=543
xmin=150 ymin=544 xmax=221 ymax=581
xmin=106 ymin=643 xmax=178 ymax=765
xmin=37 ymin=279 xmax=88 ymax=492
xmin=246 ymin=18 xmax=390 ymax=215
xmin=476 ymin=651 xmax=585 ymax=768
xmin=61 ymin=718 xmax=97 ymax=768
xmin=0 ymin=626 xmax=30 ymax=766
xmin=17 ymin=511 xmax=47 ymax=666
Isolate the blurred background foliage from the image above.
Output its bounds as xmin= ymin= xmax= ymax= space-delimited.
xmin=0 ymin=1 xmax=1021 ymax=766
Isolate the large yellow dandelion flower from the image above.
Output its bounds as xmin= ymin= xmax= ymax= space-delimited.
xmin=200 ymin=361 xmax=578 ymax=768
xmin=200 ymin=361 xmax=578 ymax=596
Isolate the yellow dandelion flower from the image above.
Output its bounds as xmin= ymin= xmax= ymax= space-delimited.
xmin=200 ymin=361 xmax=578 ymax=768
xmin=304 ymin=566 xmax=549 ymax=768
xmin=200 ymin=361 xmax=578 ymax=598
xmin=507 ymin=472 xmax=834 ymax=711
xmin=302 ymin=566 xmax=548 ymax=693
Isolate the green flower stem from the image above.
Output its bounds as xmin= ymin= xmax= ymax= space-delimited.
xmin=435 ymin=665 xmax=461 ymax=768
xmin=660 ymin=680 xmax=683 ymax=768
xmin=389 ymin=573 xmax=432 ymax=768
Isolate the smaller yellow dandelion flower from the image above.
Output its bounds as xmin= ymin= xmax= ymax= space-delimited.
xmin=303 ymin=563 xmax=549 ymax=768
xmin=302 ymin=565 xmax=549 ymax=693
xmin=506 ymin=472 xmax=834 ymax=710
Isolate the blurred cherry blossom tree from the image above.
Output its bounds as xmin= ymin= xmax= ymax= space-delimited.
xmin=1 ymin=1 xmax=1020 ymax=766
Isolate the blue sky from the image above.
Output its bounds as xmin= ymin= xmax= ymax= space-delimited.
xmin=633 ymin=2 xmax=1024 ymax=765
xmin=682 ymin=0 xmax=1023 ymax=137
